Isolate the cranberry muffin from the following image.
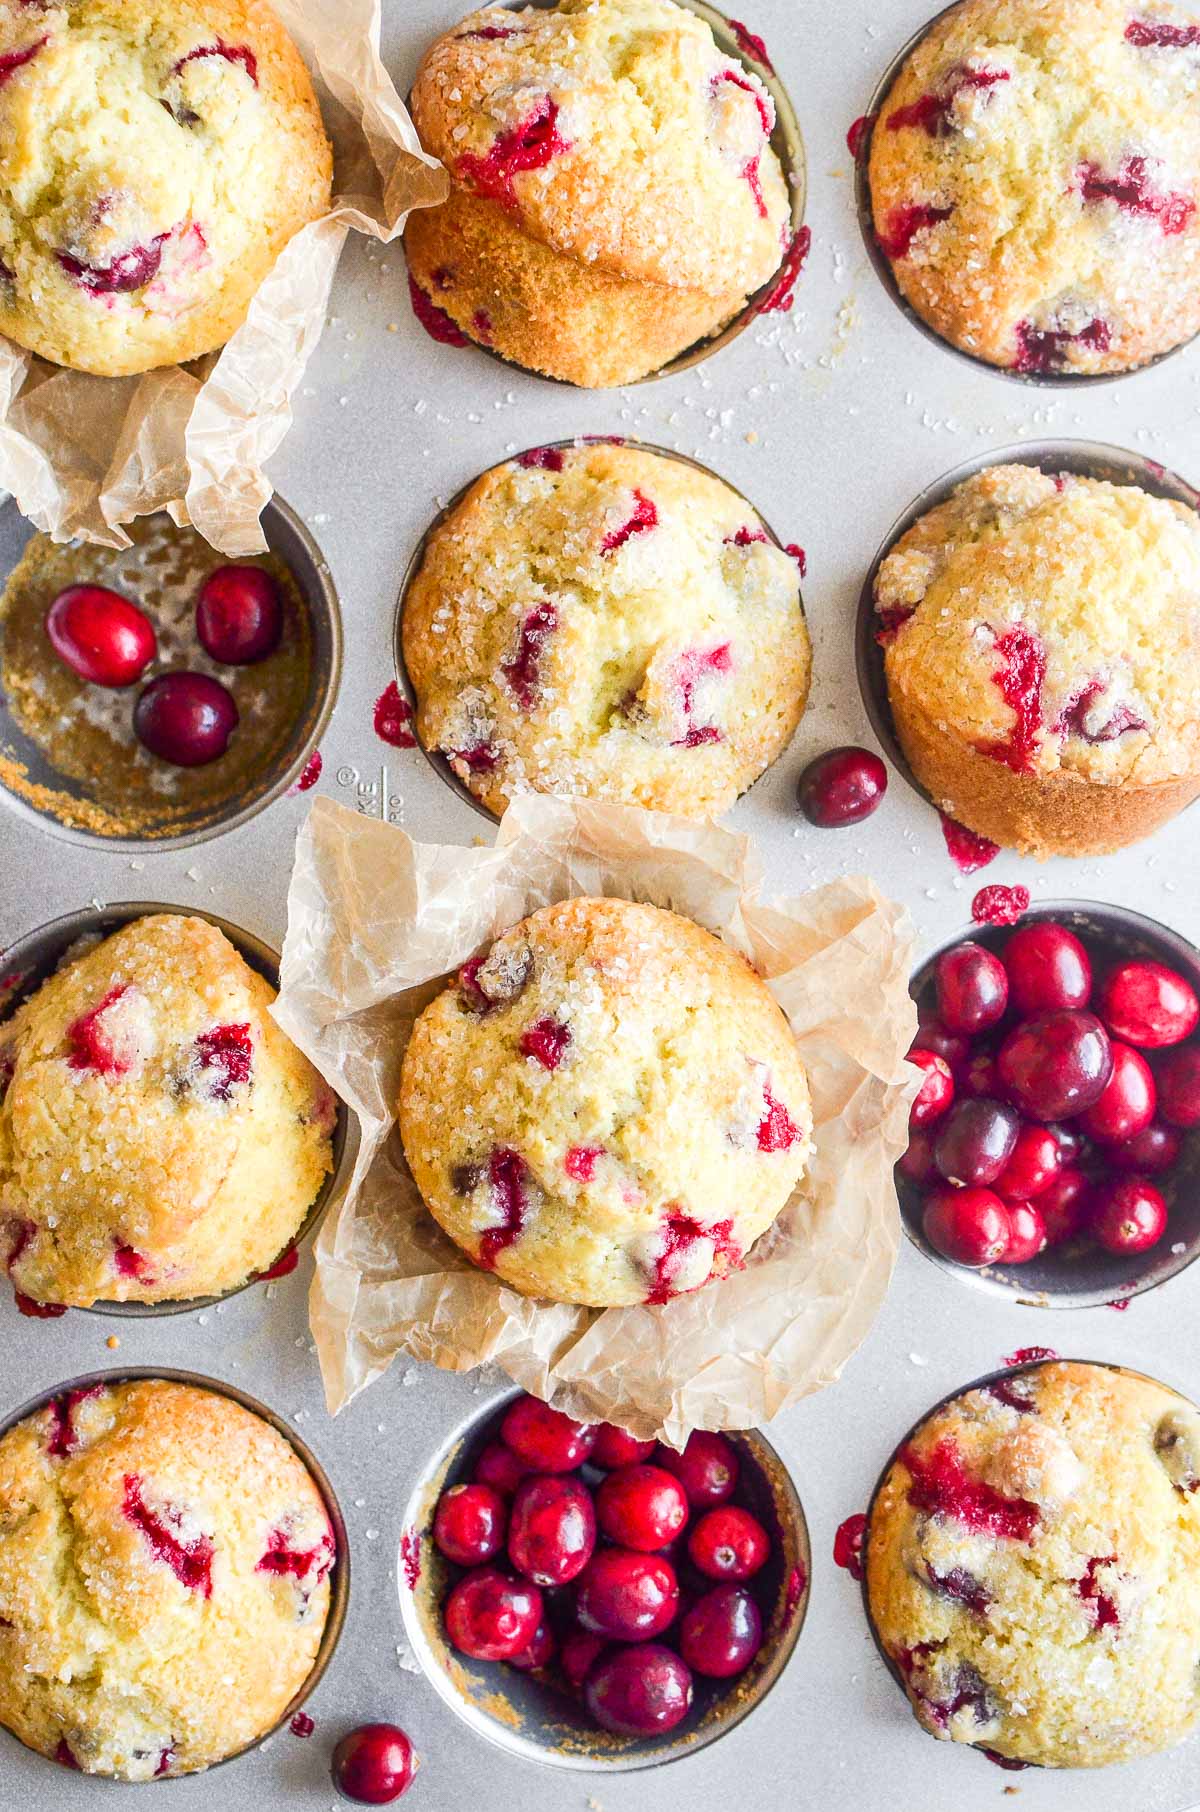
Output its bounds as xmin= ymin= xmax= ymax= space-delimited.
xmin=405 ymin=0 xmax=792 ymax=385
xmin=403 ymin=441 xmax=810 ymax=820
xmin=0 ymin=914 xmax=336 ymax=1308
xmin=0 ymin=0 xmax=332 ymax=377
xmin=867 ymin=0 xmax=1200 ymax=375
xmin=398 ymin=897 xmax=812 ymax=1308
xmin=0 ymin=1377 xmax=335 ymax=1778
xmin=876 ymin=464 xmax=1200 ymax=856
xmin=866 ymin=1360 xmax=1200 ymax=1768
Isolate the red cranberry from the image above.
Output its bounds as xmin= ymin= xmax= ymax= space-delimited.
xmin=898 ymin=1127 xmax=937 ymax=1186
xmin=1079 ymin=1042 xmax=1156 ymax=1144
xmin=507 ymin=1475 xmax=596 ymax=1586
xmin=923 ymin=1186 xmax=1011 ymax=1267
xmin=679 ymin=1584 xmax=763 ymax=1678
xmin=444 ymin=1566 xmax=543 ymax=1661
xmin=1090 ymin=1178 xmax=1168 ymax=1255
xmin=134 ymin=671 xmax=238 ymax=766
xmin=595 ymin=1465 xmax=688 ymax=1552
xmin=1038 ymin=1169 xmax=1091 ymax=1246
xmin=1157 ymin=1047 xmax=1200 ymax=1128
xmin=583 ymin=1643 xmax=693 ymax=1738
xmin=433 ymin=1483 xmax=506 ymax=1566
xmin=500 ymin=1395 xmax=595 ymax=1471
xmin=195 ymin=565 xmax=283 ymax=665
xmin=591 ymin=1424 xmax=656 ymax=1469
xmin=575 ymin=1548 xmax=679 ymax=1641
xmin=993 ymin=1124 xmax=1061 ymax=1200
xmin=331 ymin=1725 xmax=416 ymax=1804
xmin=509 ymin=1617 xmax=556 ymax=1671
xmin=997 ymin=1010 xmax=1113 ymax=1120
xmin=655 ymin=1432 xmax=739 ymax=1508
xmin=1003 ymin=923 xmax=1092 ymax=1013
xmin=1109 ymin=1120 xmax=1182 ymax=1175
xmin=908 ymin=1049 xmax=955 ymax=1128
xmin=910 ymin=1018 xmax=970 ymax=1070
xmin=961 ymin=1049 xmax=1002 ymax=1099
xmin=1098 ymin=960 xmax=1199 ymax=1049
xmin=797 ymin=746 xmax=888 ymax=827
xmin=45 ymin=584 xmax=156 ymax=687
xmin=934 ymin=943 xmax=1008 ymax=1034
xmin=1049 ymin=1123 xmax=1086 ymax=1165
xmin=1002 ymin=1201 xmax=1047 ymax=1264
xmin=473 ymin=1440 xmax=532 ymax=1497
xmin=687 ymin=1506 xmax=770 ymax=1581
xmin=561 ymin=1626 xmax=607 ymax=1689
xmin=933 ymin=1098 xmax=1019 ymax=1187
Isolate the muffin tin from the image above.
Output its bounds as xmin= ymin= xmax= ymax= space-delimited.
xmin=1 ymin=0 xmax=1199 ymax=1807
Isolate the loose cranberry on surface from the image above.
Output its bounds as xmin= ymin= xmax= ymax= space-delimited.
xmin=898 ymin=1128 xmax=937 ymax=1186
xmin=331 ymin=1724 xmax=416 ymax=1805
xmin=1090 ymin=1178 xmax=1168 ymax=1255
xmin=507 ymin=1475 xmax=596 ymax=1586
xmin=907 ymin=1049 xmax=955 ymax=1128
xmin=1098 ymin=960 xmax=1199 ymax=1049
xmin=575 ymin=1548 xmax=679 ymax=1641
xmin=656 ymin=1432 xmax=739 ymax=1508
xmin=993 ymin=1124 xmax=1061 ymax=1200
xmin=500 ymin=1395 xmax=595 ymax=1472
xmin=473 ymin=1440 xmax=532 ymax=1497
xmin=433 ymin=1483 xmax=506 ymax=1567
xmin=1002 ymin=1201 xmax=1047 ymax=1264
xmin=45 ymin=584 xmax=156 ymax=687
xmin=1157 ymin=1047 xmax=1200 ymax=1128
xmin=134 ymin=671 xmax=238 ymax=767
xmin=1038 ymin=1169 xmax=1091 ymax=1246
xmin=933 ymin=1097 xmax=1019 ymax=1187
xmin=1109 ymin=1120 xmax=1182 ymax=1175
xmin=796 ymin=746 xmax=888 ymax=827
xmin=679 ymin=1585 xmax=764 ymax=1678
xmin=595 ymin=1465 xmax=688 ymax=1552
xmin=923 ymin=1186 xmax=1011 ymax=1267
xmin=444 ymin=1565 xmax=543 ymax=1661
xmin=583 ymin=1644 xmax=693 ymax=1738
xmin=590 ymin=1424 xmax=656 ymax=1469
xmin=997 ymin=1010 xmax=1113 ymax=1121
xmin=687 ymin=1506 xmax=770 ymax=1581
xmin=1078 ymin=1042 xmax=1156 ymax=1144
xmin=1002 ymin=922 xmax=1091 ymax=1014
xmin=934 ymin=943 xmax=1008 ymax=1034
xmin=195 ymin=565 xmax=283 ymax=665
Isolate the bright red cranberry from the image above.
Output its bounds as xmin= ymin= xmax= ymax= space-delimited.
xmin=500 ymin=1396 xmax=595 ymax=1471
xmin=1038 ymin=1169 xmax=1091 ymax=1246
xmin=507 ymin=1475 xmax=596 ymax=1586
xmin=1079 ymin=1042 xmax=1156 ymax=1144
xmin=195 ymin=565 xmax=283 ymax=665
xmin=687 ymin=1506 xmax=770 ymax=1581
xmin=908 ymin=1049 xmax=955 ymax=1128
xmin=595 ymin=1465 xmax=688 ymax=1552
xmin=1158 ymin=1047 xmax=1200 ymax=1128
xmin=934 ymin=943 xmax=1008 ymax=1034
xmin=923 ymin=1186 xmax=1011 ymax=1267
xmin=331 ymin=1724 xmax=416 ymax=1804
xmin=134 ymin=671 xmax=238 ymax=766
xmin=1090 ymin=1178 xmax=1168 ymax=1255
xmin=997 ymin=1010 xmax=1113 ymax=1120
xmin=583 ymin=1643 xmax=693 ymax=1738
xmin=993 ymin=1123 xmax=1061 ymax=1199
xmin=45 ymin=585 xmax=156 ymax=687
xmin=898 ymin=1127 xmax=937 ymax=1186
xmin=575 ymin=1548 xmax=678 ymax=1641
xmin=655 ymin=1432 xmax=739 ymax=1508
xmin=1108 ymin=1121 xmax=1182 ymax=1175
xmin=679 ymin=1584 xmax=763 ymax=1678
xmin=561 ymin=1626 xmax=607 ymax=1689
xmin=509 ymin=1617 xmax=556 ymax=1671
xmin=433 ymin=1483 xmax=506 ymax=1567
xmin=1003 ymin=923 xmax=1092 ymax=1014
xmin=473 ymin=1440 xmax=532 ymax=1497
xmin=796 ymin=746 xmax=887 ymax=827
xmin=933 ymin=1098 xmax=1019 ymax=1187
xmin=910 ymin=1018 xmax=970 ymax=1071
xmin=443 ymin=1565 xmax=543 ymax=1661
xmin=591 ymin=1424 xmax=656 ymax=1469
xmin=1002 ymin=1201 xmax=1047 ymax=1264
xmin=1099 ymin=961 xmax=1199 ymax=1050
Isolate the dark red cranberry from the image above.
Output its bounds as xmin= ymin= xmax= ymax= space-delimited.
xmin=961 ymin=1049 xmax=1002 ymax=1099
xmin=934 ymin=943 xmax=1008 ymax=1034
xmin=1049 ymin=1122 xmax=1086 ymax=1165
xmin=1098 ymin=960 xmax=1199 ymax=1049
xmin=997 ymin=1010 xmax=1113 ymax=1120
xmin=509 ymin=1616 xmax=556 ymax=1671
xmin=796 ymin=746 xmax=887 ymax=827
xmin=134 ymin=671 xmax=238 ymax=766
xmin=590 ymin=1424 xmax=656 ymax=1469
xmin=1158 ymin=1047 xmax=1200 ymax=1128
xmin=575 ymin=1548 xmax=678 ymax=1641
xmin=500 ymin=1395 xmax=594 ymax=1471
xmin=507 ymin=1475 xmax=596 ymax=1586
xmin=433 ymin=1483 xmax=506 ymax=1567
xmin=933 ymin=1098 xmax=1019 ymax=1187
xmin=923 ymin=1187 xmax=1011 ymax=1267
xmin=993 ymin=1124 xmax=1061 ymax=1200
xmin=679 ymin=1584 xmax=763 ymax=1679
xmin=473 ymin=1440 xmax=532 ymax=1497
xmin=443 ymin=1565 xmax=543 ymax=1661
xmin=910 ymin=1018 xmax=970 ymax=1071
xmin=1109 ymin=1120 xmax=1182 ymax=1175
xmin=687 ymin=1506 xmax=770 ymax=1581
xmin=583 ymin=1643 xmax=693 ymax=1738
xmin=1090 ymin=1178 xmax=1168 ymax=1255
xmin=655 ymin=1432 xmax=739 ymax=1508
xmin=1079 ymin=1042 xmax=1156 ymax=1144
xmin=898 ymin=1127 xmax=937 ymax=1186
xmin=331 ymin=1724 xmax=416 ymax=1804
xmin=45 ymin=585 xmax=156 ymax=687
xmin=1038 ymin=1169 xmax=1091 ymax=1246
xmin=1002 ymin=1201 xmax=1047 ymax=1264
xmin=1003 ymin=923 xmax=1091 ymax=1014
xmin=908 ymin=1049 xmax=955 ymax=1128
xmin=195 ymin=565 xmax=283 ymax=665
xmin=595 ymin=1465 xmax=688 ymax=1552
xmin=561 ymin=1626 xmax=607 ymax=1689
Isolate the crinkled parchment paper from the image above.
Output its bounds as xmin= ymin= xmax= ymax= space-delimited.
xmin=0 ymin=0 xmax=447 ymax=555
xmin=275 ymin=794 xmax=919 ymax=1445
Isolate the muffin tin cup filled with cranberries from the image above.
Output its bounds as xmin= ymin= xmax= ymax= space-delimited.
xmin=898 ymin=900 xmax=1200 ymax=1309
xmin=398 ymin=1389 xmax=811 ymax=1771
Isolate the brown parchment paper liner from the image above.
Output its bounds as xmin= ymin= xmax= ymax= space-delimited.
xmin=0 ymin=0 xmax=448 ymax=556
xmin=274 ymin=794 xmax=920 ymax=1445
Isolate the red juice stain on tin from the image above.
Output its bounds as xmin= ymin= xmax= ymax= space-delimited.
xmin=290 ymin=750 xmax=322 ymax=794
xmin=290 ymin=1712 xmax=315 ymax=1738
xmin=784 ymin=1562 xmax=808 ymax=1620
xmin=15 ymin=1292 xmax=67 ymax=1319
xmin=400 ymin=1528 xmax=421 ymax=1588
xmin=729 ymin=18 xmax=774 ymax=71
xmin=257 ymin=1245 xmax=299 ymax=1282
xmin=374 ymin=682 xmax=416 ymax=749
xmin=1108 ymin=1297 xmax=1131 ymax=1312
xmin=759 ymin=227 xmax=811 ymax=314
xmin=833 ymin=1512 xmax=867 ymax=1580
xmin=940 ymin=813 xmax=999 ymax=874
xmin=847 ymin=114 xmax=875 ymax=157
xmin=407 ymin=274 xmax=468 ymax=347
xmin=1003 ymin=1346 xmax=1058 ymax=1367
xmin=971 ymin=884 xmax=1029 ymax=926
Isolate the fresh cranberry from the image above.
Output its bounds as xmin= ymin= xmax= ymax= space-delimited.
xmin=1002 ymin=923 xmax=1091 ymax=1013
xmin=595 ymin=1465 xmax=688 ymax=1552
xmin=933 ymin=1098 xmax=1019 ymax=1187
xmin=509 ymin=1617 xmax=556 ymax=1671
xmin=679 ymin=1584 xmax=763 ymax=1678
xmin=590 ymin=1424 xmax=656 ymax=1469
xmin=1002 ymin=1201 xmax=1047 ymax=1264
xmin=134 ymin=671 xmax=238 ymax=766
xmin=583 ymin=1644 xmax=693 ymax=1738
xmin=507 ymin=1475 xmax=596 ymax=1586
xmin=561 ymin=1626 xmax=607 ymax=1689
xmin=1158 ymin=1047 xmax=1200 ymax=1128
xmin=960 ymin=1050 xmax=1001 ymax=1099
xmin=655 ymin=1432 xmax=739 ymax=1508
xmin=898 ymin=1127 xmax=937 ymax=1186
xmin=433 ymin=1483 xmax=506 ymax=1567
xmin=934 ymin=943 xmax=1008 ymax=1034
xmin=195 ymin=565 xmax=282 ymax=665
xmin=1049 ymin=1123 xmax=1086 ymax=1165
xmin=910 ymin=1018 xmax=970 ymax=1071
xmin=575 ymin=1549 xmax=678 ymax=1641
xmin=45 ymin=585 xmax=156 ymax=687
xmin=331 ymin=1724 xmax=416 ymax=1804
xmin=1090 ymin=1178 xmax=1168 ymax=1255
xmin=687 ymin=1506 xmax=770 ymax=1581
xmin=500 ymin=1396 xmax=594 ymax=1472
xmin=1109 ymin=1120 xmax=1182 ymax=1175
xmin=1078 ymin=1042 xmax=1156 ymax=1144
xmin=443 ymin=1565 xmax=543 ymax=1661
xmin=1098 ymin=961 xmax=1199 ymax=1049
xmin=997 ymin=1010 xmax=1113 ymax=1120
xmin=796 ymin=746 xmax=887 ymax=827
xmin=923 ymin=1186 xmax=1011 ymax=1267
xmin=473 ymin=1440 xmax=532 ymax=1497
xmin=907 ymin=1049 xmax=955 ymax=1128
xmin=1038 ymin=1169 xmax=1091 ymax=1246
xmin=993 ymin=1124 xmax=1061 ymax=1199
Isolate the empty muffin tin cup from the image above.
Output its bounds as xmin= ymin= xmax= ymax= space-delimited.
xmin=0 ymin=1364 xmax=348 ymax=1780
xmin=0 ymin=899 xmax=351 ymax=1320
xmin=900 ymin=901 xmax=1200 ymax=1309
xmin=0 ymin=491 xmax=341 ymax=850
xmin=394 ymin=435 xmax=807 ymax=823
xmin=397 ymin=1388 xmax=811 ymax=1772
xmin=851 ymin=1 xmax=1200 ymax=387
xmin=855 ymin=438 xmax=1200 ymax=816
